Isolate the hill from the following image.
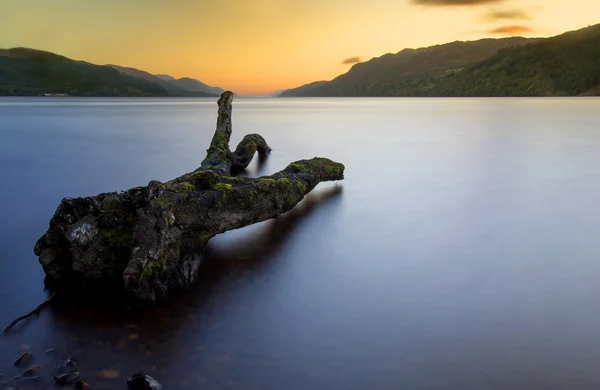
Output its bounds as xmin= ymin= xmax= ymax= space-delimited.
xmin=155 ymin=74 xmax=176 ymax=81
xmin=0 ymin=48 xmax=224 ymax=97
xmin=282 ymin=24 xmax=600 ymax=97
xmin=164 ymin=77 xmax=226 ymax=96
xmin=0 ymin=48 xmax=168 ymax=97
xmin=281 ymin=37 xmax=533 ymax=97
xmin=108 ymin=65 xmax=217 ymax=97
xmin=279 ymin=81 xmax=328 ymax=97
xmin=426 ymin=24 xmax=600 ymax=96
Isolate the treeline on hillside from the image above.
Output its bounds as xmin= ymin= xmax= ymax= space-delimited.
xmin=281 ymin=24 xmax=600 ymax=97
xmin=0 ymin=53 xmax=167 ymax=96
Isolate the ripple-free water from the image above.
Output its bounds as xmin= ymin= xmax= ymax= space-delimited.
xmin=1 ymin=97 xmax=600 ymax=389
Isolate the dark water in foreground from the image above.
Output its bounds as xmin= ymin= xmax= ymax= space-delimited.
xmin=1 ymin=97 xmax=600 ymax=389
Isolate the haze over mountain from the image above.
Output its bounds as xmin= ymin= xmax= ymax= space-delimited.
xmin=155 ymin=74 xmax=175 ymax=81
xmin=109 ymin=65 xmax=227 ymax=97
xmin=155 ymin=76 xmax=226 ymax=96
xmin=0 ymin=48 xmax=227 ymax=97
xmin=279 ymin=81 xmax=328 ymax=97
xmin=281 ymin=24 xmax=600 ymax=97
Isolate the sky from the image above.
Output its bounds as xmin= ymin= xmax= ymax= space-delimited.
xmin=0 ymin=0 xmax=599 ymax=95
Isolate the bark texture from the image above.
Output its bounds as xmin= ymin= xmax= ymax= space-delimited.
xmin=34 ymin=91 xmax=344 ymax=305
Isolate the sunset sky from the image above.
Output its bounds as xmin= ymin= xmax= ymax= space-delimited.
xmin=1 ymin=0 xmax=599 ymax=95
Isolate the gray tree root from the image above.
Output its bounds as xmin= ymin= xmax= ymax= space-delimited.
xmin=33 ymin=92 xmax=344 ymax=306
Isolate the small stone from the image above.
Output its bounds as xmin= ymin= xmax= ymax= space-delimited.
xmin=115 ymin=340 xmax=128 ymax=350
xmin=55 ymin=363 xmax=68 ymax=372
xmin=53 ymin=370 xmax=80 ymax=385
xmin=22 ymin=365 xmax=41 ymax=376
xmin=19 ymin=344 xmax=30 ymax=350
xmin=127 ymin=374 xmax=162 ymax=390
xmin=99 ymin=369 xmax=120 ymax=379
xmin=65 ymin=358 xmax=77 ymax=367
xmin=13 ymin=352 xmax=33 ymax=366
xmin=44 ymin=348 xmax=57 ymax=355
xmin=16 ymin=376 xmax=42 ymax=385
xmin=145 ymin=339 xmax=159 ymax=351
xmin=75 ymin=380 xmax=90 ymax=390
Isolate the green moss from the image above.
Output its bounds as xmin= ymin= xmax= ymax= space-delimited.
xmin=259 ymin=178 xmax=276 ymax=184
xmin=176 ymin=182 xmax=196 ymax=193
xmin=288 ymin=163 xmax=307 ymax=173
xmin=206 ymin=131 xmax=230 ymax=162
xmin=99 ymin=216 xmax=134 ymax=252
xmin=190 ymin=170 xmax=215 ymax=181
xmin=99 ymin=228 xmax=131 ymax=249
xmin=223 ymin=176 xmax=245 ymax=182
xmin=212 ymin=183 xmax=232 ymax=191
xmin=151 ymin=196 xmax=169 ymax=207
xmin=325 ymin=164 xmax=344 ymax=178
xmin=212 ymin=130 xmax=227 ymax=146
xmin=277 ymin=178 xmax=292 ymax=186
xmin=248 ymin=189 xmax=257 ymax=202
xmin=148 ymin=180 xmax=166 ymax=190
xmin=190 ymin=170 xmax=218 ymax=188
xmin=139 ymin=260 xmax=168 ymax=282
xmin=296 ymin=181 xmax=307 ymax=193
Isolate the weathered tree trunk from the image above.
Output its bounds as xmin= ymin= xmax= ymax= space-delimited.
xmin=34 ymin=92 xmax=344 ymax=305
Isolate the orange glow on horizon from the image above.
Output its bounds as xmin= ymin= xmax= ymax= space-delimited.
xmin=1 ymin=0 xmax=599 ymax=95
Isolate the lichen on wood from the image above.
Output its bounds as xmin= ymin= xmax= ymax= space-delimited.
xmin=33 ymin=91 xmax=344 ymax=306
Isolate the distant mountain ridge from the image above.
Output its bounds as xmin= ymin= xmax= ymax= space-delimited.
xmin=279 ymin=81 xmax=328 ymax=97
xmin=281 ymin=37 xmax=533 ymax=97
xmin=108 ymin=65 xmax=223 ymax=97
xmin=156 ymin=75 xmax=226 ymax=96
xmin=281 ymin=24 xmax=600 ymax=97
xmin=155 ymin=74 xmax=175 ymax=81
xmin=0 ymin=48 xmax=168 ymax=96
xmin=0 ymin=48 xmax=228 ymax=97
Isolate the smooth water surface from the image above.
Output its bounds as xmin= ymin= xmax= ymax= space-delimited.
xmin=1 ymin=97 xmax=600 ymax=389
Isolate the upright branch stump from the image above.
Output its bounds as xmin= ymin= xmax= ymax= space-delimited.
xmin=34 ymin=92 xmax=345 ymax=305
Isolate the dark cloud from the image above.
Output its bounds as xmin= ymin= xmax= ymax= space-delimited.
xmin=341 ymin=56 xmax=362 ymax=65
xmin=483 ymin=10 xmax=530 ymax=21
xmin=488 ymin=25 xmax=533 ymax=34
xmin=411 ymin=0 xmax=504 ymax=6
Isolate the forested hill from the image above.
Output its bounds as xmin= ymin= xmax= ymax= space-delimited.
xmin=281 ymin=24 xmax=600 ymax=97
xmin=281 ymin=37 xmax=533 ymax=97
xmin=427 ymin=24 xmax=600 ymax=96
xmin=279 ymin=81 xmax=328 ymax=97
xmin=107 ymin=65 xmax=217 ymax=97
xmin=0 ymin=48 xmax=221 ymax=97
xmin=0 ymin=48 xmax=169 ymax=96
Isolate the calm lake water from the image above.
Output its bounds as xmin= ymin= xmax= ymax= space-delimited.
xmin=1 ymin=97 xmax=600 ymax=389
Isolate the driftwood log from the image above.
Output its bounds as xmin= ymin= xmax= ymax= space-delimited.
xmin=34 ymin=91 xmax=344 ymax=305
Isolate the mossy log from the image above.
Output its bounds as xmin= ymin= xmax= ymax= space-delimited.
xmin=34 ymin=92 xmax=344 ymax=305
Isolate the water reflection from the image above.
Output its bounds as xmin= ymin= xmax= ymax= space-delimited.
xmin=4 ymin=97 xmax=600 ymax=390
xmin=6 ymin=186 xmax=343 ymax=389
